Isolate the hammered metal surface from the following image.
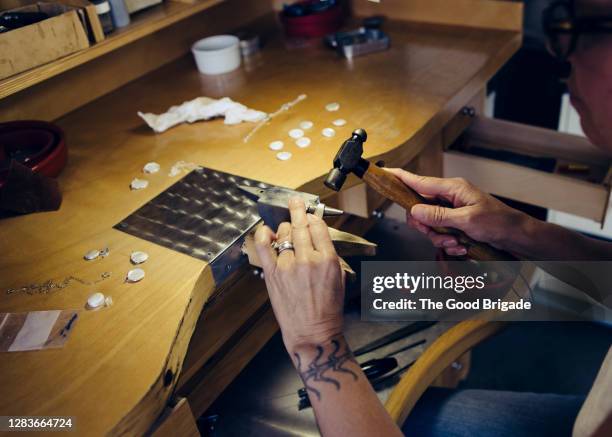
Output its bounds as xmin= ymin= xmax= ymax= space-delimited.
xmin=115 ymin=167 xmax=270 ymax=264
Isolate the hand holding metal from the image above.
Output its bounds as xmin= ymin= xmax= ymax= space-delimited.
xmin=238 ymin=185 xmax=343 ymax=230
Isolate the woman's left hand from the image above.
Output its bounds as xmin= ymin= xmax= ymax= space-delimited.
xmin=254 ymin=197 xmax=346 ymax=356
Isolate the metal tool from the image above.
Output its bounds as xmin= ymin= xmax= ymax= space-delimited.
xmin=238 ymin=185 xmax=343 ymax=230
xmin=323 ymin=129 xmax=515 ymax=262
xmin=325 ymin=17 xmax=390 ymax=59
xmin=353 ymin=322 xmax=435 ymax=357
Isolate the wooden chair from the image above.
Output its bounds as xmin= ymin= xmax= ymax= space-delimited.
xmin=385 ymin=319 xmax=506 ymax=425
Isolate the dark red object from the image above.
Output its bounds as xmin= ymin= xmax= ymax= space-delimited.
xmin=280 ymin=1 xmax=344 ymax=38
xmin=0 ymin=120 xmax=67 ymax=189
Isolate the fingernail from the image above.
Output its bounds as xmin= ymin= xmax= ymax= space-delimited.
xmin=457 ymin=247 xmax=467 ymax=255
xmin=443 ymin=239 xmax=457 ymax=248
xmin=411 ymin=205 xmax=425 ymax=219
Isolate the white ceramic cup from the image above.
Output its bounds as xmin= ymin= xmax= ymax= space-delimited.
xmin=191 ymin=35 xmax=241 ymax=75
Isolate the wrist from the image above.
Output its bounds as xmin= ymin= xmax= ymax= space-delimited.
xmin=499 ymin=212 xmax=542 ymax=258
xmin=286 ymin=332 xmax=347 ymax=362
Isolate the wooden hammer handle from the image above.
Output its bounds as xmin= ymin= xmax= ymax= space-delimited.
xmin=362 ymin=164 xmax=515 ymax=262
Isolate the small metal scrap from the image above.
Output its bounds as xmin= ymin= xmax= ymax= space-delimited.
xmin=325 ymin=102 xmax=340 ymax=112
xmin=130 ymin=251 xmax=149 ymax=265
xmin=131 ymin=178 xmax=149 ymax=190
xmin=322 ymin=127 xmax=336 ymax=138
xmin=87 ymin=292 xmax=113 ymax=310
xmin=126 ymin=268 xmax=145 ymax=283
xmin=168 ymin=161 xmax=201 ymax=177
xmin=289 ymin=128 xmax=304 ymax=139
xmin=84 ymin=249 xmax=100 ymax=260
xmin=299 ymin=120 xmax=313 ymax=130
xmin=87 ymin=292 xmax=105 ymax=309
xmin=296 ymin=137 xmax=311 ymax=148
xmin=269 ymin=140 xmax=284 ymax=151
xmin=84 ymin=247 xmax=109 ymax=260
xmin=143 ymin=162 xmax=161 ymax=174
xmin=276 ymin=151 xmax=292 ymax=161
xmin=333 ymin=118 xmax=347 ymax=126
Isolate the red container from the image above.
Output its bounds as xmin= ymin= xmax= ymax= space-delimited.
xmin=280 ymin=1 xmax=344 ymax=38
xmin=0 ymin=120 xmax=67 ymax=189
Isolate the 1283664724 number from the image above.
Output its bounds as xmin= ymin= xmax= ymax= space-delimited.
xmin=1 ymin=416 xmax=75 ymax=432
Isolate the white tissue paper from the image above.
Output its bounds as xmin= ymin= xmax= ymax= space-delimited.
xmin=137 ymin=97 xmax=267 ymax=133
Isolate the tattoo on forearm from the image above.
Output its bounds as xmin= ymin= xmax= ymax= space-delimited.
xmin=295 ymin=339 xmax=358 ymax=401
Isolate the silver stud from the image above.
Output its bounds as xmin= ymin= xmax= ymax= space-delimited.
xmin=322 ymin=128 xmax=336 ymax=138
xmin=143 ymin=162 xmax=161 ymax=174
xmin=289 ymin=128 xmax=304 ymax=139
xmin=87 ymin=292 xmax=105 ymax=309
xmin=126 ymin=268 xmax=145 ymax=283
xmin=130 ymin=251 xmax=149 ymax=265
xmin=269 ymin=140 xmax=284 ymax=151
xmin=276 ymin=151 xmax=292 ymax=161
xmin=130 ymin=178 xmax=149 ymax=190
xmin=84 ymin=249 xmax=100 ymax=261
xmin=296 ymin=137 xmax=311 ymax=148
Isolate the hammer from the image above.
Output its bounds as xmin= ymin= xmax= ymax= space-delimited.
xmin=324 ymin=129 xmax=514 ymax=262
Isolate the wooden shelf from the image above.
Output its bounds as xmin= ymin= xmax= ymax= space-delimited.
xmin=0 ymin=0 xmax=225 ymax=100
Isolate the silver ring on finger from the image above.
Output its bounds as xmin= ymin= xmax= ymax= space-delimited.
xmin=275 ymin=240 xmax=295 ymax=255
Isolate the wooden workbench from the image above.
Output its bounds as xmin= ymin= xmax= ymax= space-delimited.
xmin=0 ymin=2 xmax=522 ymax=435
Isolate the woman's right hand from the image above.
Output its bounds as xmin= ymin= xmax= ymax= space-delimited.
xmin=385 ymin=168 xmax=534 ymax=257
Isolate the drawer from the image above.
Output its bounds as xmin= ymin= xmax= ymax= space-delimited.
xmin=444 ymin=116 xmax=612 ymax=224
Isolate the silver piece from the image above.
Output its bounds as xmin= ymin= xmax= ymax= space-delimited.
xmin=299 ymin=120 xmax=313 ymax=130
xmin=322 ymin=127 xmax=336 ymax=138
xmin=126 ymin=268 xmax=145 ymax=283
xmin=87 ymin=292 xmax=105 ymax=309
xmin=130 ymin=251 xmax=149 ymax=264
xmin=99 ymin=247 xmax=110 ymax=257
xmin=295 ymin=137 xmax=311 ymax=148
xmin=269 ymin=140 xmax=284 ymax=151
xmin=84 ymin=249 xmax=100 ymax=261
xmin=325 ymin=102 xmax=340 ymax=112
xmin=143 ymin=162 xmax=161 ymax=174
xmin=276 ymin=151 xmax=292 ymax=161
xmin=332 ymin=118 xmax=347 ymax=127
xmin=130 ymin=178 xmax=149 ymax=190
xmin=288 ymin=128 xmax=304 ymax=139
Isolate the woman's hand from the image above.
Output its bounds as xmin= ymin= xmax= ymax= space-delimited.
xmin=386 ymin=168 xmax=534 ymax=256
xmin=254 ymin=197 xmax=346 ymax=355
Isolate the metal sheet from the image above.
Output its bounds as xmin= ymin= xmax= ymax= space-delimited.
xmin=115 ymin=167 xmax=271 ymax=283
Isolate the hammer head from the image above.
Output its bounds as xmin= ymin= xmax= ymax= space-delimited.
xmin=324 ymin=128 xmax=369 ymax=191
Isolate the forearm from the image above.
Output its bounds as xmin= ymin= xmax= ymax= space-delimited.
xmin=290 ymin=335 xmax=403 ymax=437
xmin=500 ymin=214 xmax=612 ymax=261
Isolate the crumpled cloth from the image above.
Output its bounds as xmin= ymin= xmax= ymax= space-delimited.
xmin=137 ymin=97 xmax=267 ymax=133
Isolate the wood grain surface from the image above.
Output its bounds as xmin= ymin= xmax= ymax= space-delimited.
xmin=0 ymin=13 xmax=521 ymax=436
